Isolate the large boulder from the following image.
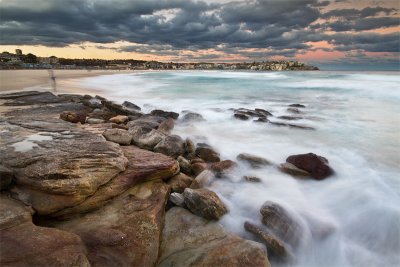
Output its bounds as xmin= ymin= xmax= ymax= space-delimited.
xmin=0 ymin=102 xmax=128 ymax=215
xmin=54 ymin=180 xmax=169 ymax=267
xmin=183 ymin=188 xmax=228 ymax=220
xmin=127 ymin=115 xmax=165 ymax=130
xmin=52 ymin=146 xmax=178 ymax=218
xmin=0 ymin=195 xmax=89 ymax=267
xmin=153 ymin=135 xmax=185 ymax=158
xmin=195 ymin=143 xmax=220 ymax=162
xmin=286 ymin=153 xmax=333 ymax=179
xmin=158 ymin=207 xmax=271 ymax=267
xmin=130 ymin=127 xmax=166 ymax=150
xmin=102 ymin=128 xmax=132 ymax=145
xmin=260 ymin=201 xmax=304 ymax=249
xmin=237 ymin=153 xmax=272 ymax=168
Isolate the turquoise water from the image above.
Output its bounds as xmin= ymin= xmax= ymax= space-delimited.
xmin=68 ymin=70 xmax=400 ymax=267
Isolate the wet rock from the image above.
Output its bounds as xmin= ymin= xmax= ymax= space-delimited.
xmin=167 ymin=173 xmax=194 ymax=193
xmin=260 ymin=201 xmax=303 ymax=249
xmin=169 ymin=192 xmax=185 ymax=207
xmin=210 ymin=160 xmax=238 ymax=177
xmin=86 ymin=118 xmax=105 ymax=124
xmin=184 ymin=138 xmax=196 ymax=159
xmin=279 ymin=162 xmax=311 ymax=177
xmin=190 ymin=170 xmax=214 ymax=189
xmin=52 ymin=146 xmax=178 ymax=218
xmin=177 ymin=156 xmax=192 ymax=175
xmin=254 ymin=117 xmax=270 ymax=123
xmin=122 ymin=101 xmax=141 ymax=111
xmin=1 ymin=91 xmax=61 ymax=106
xmin=127 ymin=115 xmax=165 ymax=130
xmin=237 ymin=153 xmax=272 ymax=168
xmin=234 ymin=112 xmax=251 ymax=120
xmin=270 ymin=122 xmax=315 ymax=130
xmin=60 ymin=111 xmax=87 ymax=124
xmin=102 ymin=128 xmax=132 ymax=145
xmin=286 ymin=153 xmax=333 ymax=179
xmin=243 ymin=175 xmax=262 ymax=183
xmin=0 ymin=195 xmax=89 ymax=267
xmin=287 ymin=107 xmax=302 ymax=114
xmin=255 ymin=108 xmax=273 ymax=116
xmin=191 ymin=161 xmax=208 ymax=177
xmin=150 ymin=109 xmax=179 ymax=120
xmin=0 ymin=166 xmax=13 ymax=190
xmin=54 ymin=180 xmax=169 ymax=267
xmin=183 ymin=188 xmax=228 ymax=220
xmin=278 ymin=116 xmax=303 ymax=121
xmin=244 ymin=221 xmax=292 ymax=261
xmin=130 ymin=127 xmax=166 ymax=150
xmin=158 ymin=118 xmax=175 ymax=134
xmin=182 ymin=112 xmax=205 ymax=122
xmin=102 ymin=100 xmax=141 ymax=116
xmin=154 ymin=135 xmax=185 ymax=158
xmin=159 ymin=207 xmax=271 ymax=267
xmin=109 ymin=115 xmax=129 ymax=124
xmin=195 ymin=143 xmax=220 ymax=163
xmin=289 ymin=104 xmax=306 ymax=108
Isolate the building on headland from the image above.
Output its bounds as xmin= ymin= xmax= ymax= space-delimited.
xmin=38 ymin=56 xmax=59 ymax=64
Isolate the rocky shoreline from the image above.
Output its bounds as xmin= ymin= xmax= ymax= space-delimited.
xmin=0 ymin=91 xmax=334 ymax=267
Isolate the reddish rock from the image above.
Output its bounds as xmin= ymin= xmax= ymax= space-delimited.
xmin=109 ymin=115 xmax=129 ymax=124
xmin=191 ymin=162 xmax=208 ymax=176
xmin=60 ymin=111 xmax=86 ymax=124
xmin=183 ymin=188 xmax=228 ymax=220
xmin=210 ymin=160 xmax=238 ymax=176
xmin=195 ymin=144 xmax=220 ymax=163
xmin=286 ymin=153 xmax=333 ymax=179
xmin=167 ymin=173 xmax=194 ymax=193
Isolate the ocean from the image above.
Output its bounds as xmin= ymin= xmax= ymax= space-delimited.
xmin=66 ymin=70 xmax=400 ymax=267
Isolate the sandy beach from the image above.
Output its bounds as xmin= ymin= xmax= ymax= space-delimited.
xmin=0 ymin=69 xmax=133 ymax=93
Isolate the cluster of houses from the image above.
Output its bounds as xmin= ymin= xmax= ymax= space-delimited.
xmin=0 ymin=49 xmax=318 ymax=71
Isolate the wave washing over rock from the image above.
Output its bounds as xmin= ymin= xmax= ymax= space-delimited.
xmin=1 ymin=70 xmax=400 ymax=267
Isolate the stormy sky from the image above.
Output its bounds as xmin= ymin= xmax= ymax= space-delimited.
xmin=0 ymin=0 xmax=399 ymax=69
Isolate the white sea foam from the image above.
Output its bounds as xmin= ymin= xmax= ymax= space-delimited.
xmin=74 ymin=70 xmax=400 ymax=267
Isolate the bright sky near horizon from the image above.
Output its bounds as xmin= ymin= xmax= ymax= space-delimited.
xmin=0 ymin=0 xmax=399 ymax=69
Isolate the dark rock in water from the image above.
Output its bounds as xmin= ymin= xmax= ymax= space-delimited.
xmin=270 ymin=121 xmax=315 ymax=130
xmin=0 ymin=166 xmax=13 ymax=190
xmin=243 ymin=176 xmax=262 ymax=183
xmin=260 ymin=201 xmax=303 ymax=249
xmin=60 ymin=111 xmax=87 ymax=124
xmin=158 ymin=118 xmax=175 ymax=134
xmin=54 ymin=180 xmax=169 ymax=267
xmin=195 ymin=143 xmax=220 ymax=163
xmin=177 ymin=156 xmax=192 ymax=175
xmin=279 ymin=162 xmax=311 ymax=177
xmin=210 ymin=160 xmax=238 ymax=177
xmin=1 ymin=91 xmax=60 ymax=106
xmin=278 ymin=116 xmax=303 ymax=121
xmin=183 ymin=188 xmax=228 ymax=220
xmin=167 ymin=173 xmax=194 ymax=193
xmin=53 ymin=146 xmax=178 ymax=218
xmin=150 ymin=109 xmax=179 ymax=120
xmin=109 ymin=115 xmax=129 ymax=124
xmin=154 ymin=135 xmax=185 ymax=158
xmin=0 ymin=195 xmax=90 ymax=267
xmin=287 ymin=107 xmax=302 ymax=114
xmin=102 ymin=128 xmax=131 ymax=145
xmin=286 ymin=153 xmax=333 ymax=179
xmin=254 ymin=117 xmax=270 ymax=123
xmin=122 ymin=101 xmax=141 ymax=111
xmin=237 ymin=153 xmax=272 ymax=168
xmin=182 ymin=112 xmax=205 ymax=122
xmin=159 ymin=207 xmax=271 ymax=267
xmin=255 ymin=108 xmax=273 ymax=116
xmin=234 ymin=112 xmax=251 ymax=120
xmin=244 ymin=221 xmax=292 ymax=261
xmin=289 ymin=104 xmax=306 ymax=108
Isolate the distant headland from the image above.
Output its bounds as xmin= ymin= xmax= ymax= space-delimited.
xmin=1 ymin=49 xmax=318 ymax=71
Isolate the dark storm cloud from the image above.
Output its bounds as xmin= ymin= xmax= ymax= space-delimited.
xmin=0 ymin=0 xmax=399 ymax=62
